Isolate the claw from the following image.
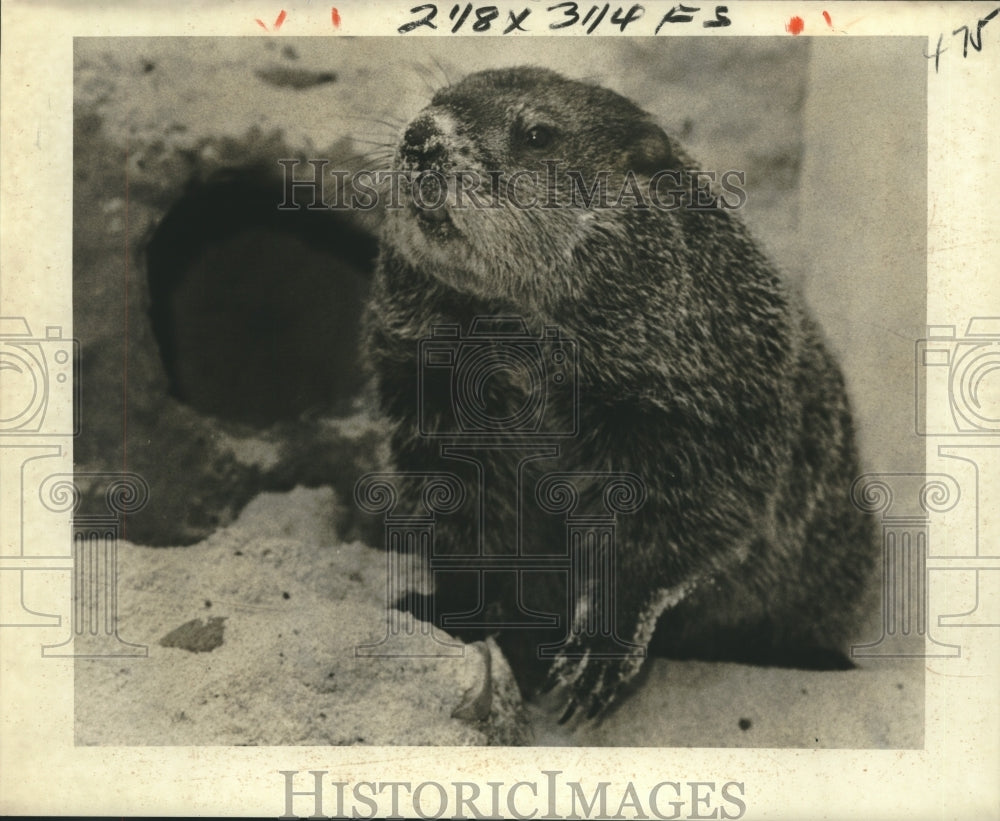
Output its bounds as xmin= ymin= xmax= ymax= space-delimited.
xmin=558 ymin=699 xmax=578 ymax=724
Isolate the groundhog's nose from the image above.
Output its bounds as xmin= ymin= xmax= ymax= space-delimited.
xmin=400 ymin=114 xmax=448 ymax=170
xmin=403 ymin=116 xmax=437 ymax=148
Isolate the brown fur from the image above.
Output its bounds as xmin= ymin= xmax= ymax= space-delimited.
xmin=364 ymin=67 xmax=877 ymax=718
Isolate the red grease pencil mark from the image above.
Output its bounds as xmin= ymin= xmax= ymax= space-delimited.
xmin=786 ymin=15 xmax=805 ymax=35
xmin=822 ymin=10 xmax=832 ymax=27
xmin=332 ymin=7 xmax=341 ymax=27
xmin=255 ymin=10 xmax=287 ymax=31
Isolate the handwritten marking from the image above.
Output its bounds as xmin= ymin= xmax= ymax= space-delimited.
xmin=786 ymin=15 xmax=804 ymax=35
xmin=331 ymin=7 xmax=341 ymax=27
xmin=397 ymin=3 xmax=728 ymax=34
xmin=450 ymin=3 xmax=473 ymax=31
xmin=400 ymin=3 xmax=438 ymax=33
xmin=925 ymin=33 xmax=948 ymax=73
xmin=255 ymin=10 xmax=287 ymax=31
xmin=822 ymin=10 xmax=832 ymax=27
xmin=656 ymin=3 xmax=698 ymax=29
xmin=925 ymin=6 xmax=998 ymax=73
xmin=654 ymin=4 xmax=729 ymax=33
xmin=505 ymin=8 xmax=531 ymax=32
xmin=953 ymin=6 xmax=998 ymax=56
xmin=702 ymin=5 xmax=730 ymax=28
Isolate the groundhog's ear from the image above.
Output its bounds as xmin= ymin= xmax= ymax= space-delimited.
xmin=627 ymin=121 xmax=676 ymax=175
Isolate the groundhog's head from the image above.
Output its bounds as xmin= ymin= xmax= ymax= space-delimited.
xmin=379 ymin=66 xmax=683 ymax=308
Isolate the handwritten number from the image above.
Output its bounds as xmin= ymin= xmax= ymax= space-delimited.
xmin=583 ymin=4 xmax=609 ymax=34
xmin=924 ymin=32 xmax=947 ymax=73
xmin=548 ymin=2 xmax=580 ymax=29
xmin=399 ymin=3 xmax=438 ymax=33
xmin=589 ymin=4 xmax=609 ymax=34
xmin=609 ymin=5 xmax=644 ymax=31
xmin=450 ymin=3 xmax=471 ymax=30
xmin=952 ymin=26 xmax=971 ymax=57
xmin=473 ymin=6 xmax=500 ymax=30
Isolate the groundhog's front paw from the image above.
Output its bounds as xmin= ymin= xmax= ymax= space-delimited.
xmin=542 ymin=636 xmax=645 ymax=721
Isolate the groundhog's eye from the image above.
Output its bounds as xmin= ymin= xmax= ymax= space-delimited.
xmin=522 ymin=124 xmax=556 ymax=150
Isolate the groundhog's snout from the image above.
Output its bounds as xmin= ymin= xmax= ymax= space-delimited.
xmin=402 ymin=116 xmax=439 ymax=153
xmin=400 ymin=112 xmax=451 ymax=172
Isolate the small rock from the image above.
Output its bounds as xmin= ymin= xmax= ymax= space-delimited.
xmin=159 ymin=617 xmax=227 ymax=653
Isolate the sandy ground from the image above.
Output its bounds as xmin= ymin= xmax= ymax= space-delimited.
xmin=76 ymin=487 xmax=529 ymax=746
xmin=75 ymin=486 xmax=923 ymax=748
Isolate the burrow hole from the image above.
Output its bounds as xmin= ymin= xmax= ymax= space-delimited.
xmin=146 ymin=168 xmax=377 ymax=428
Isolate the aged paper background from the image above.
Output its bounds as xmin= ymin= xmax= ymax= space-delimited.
xmin=1 ymin=1 xmax=998 ymax=817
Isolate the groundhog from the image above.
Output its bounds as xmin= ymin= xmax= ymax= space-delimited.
xmin=363 ymin=66 xmax=877 ymax=720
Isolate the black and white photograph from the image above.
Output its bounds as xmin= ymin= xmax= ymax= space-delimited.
xmin=1 ymin=2 xmax=998 ymax=818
